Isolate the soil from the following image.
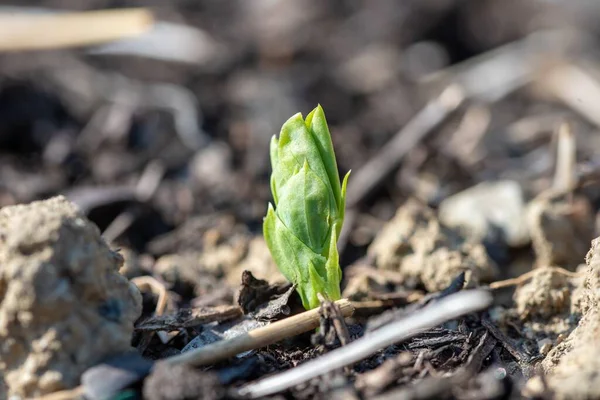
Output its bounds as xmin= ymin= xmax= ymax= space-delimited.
xmin=2 ymin=1 xmax=600 ymax=399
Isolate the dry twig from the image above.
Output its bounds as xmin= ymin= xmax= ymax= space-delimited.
xmin=131 ymin=276 xmax=169 ymax=316
xmin=0 ymin=8 xmax=153 ymax=51
xmin=131 ymin=276 xmax=170 ymax=344
xmin=238 ymin=290 xmax=493 ymax=398
xmin=102 ymin=160 xmax=166 ymax=243
xmin=488 ymin=266 xmax=582 ymax=290
xmin=163 ymin=299 xmax=355 ymax=367
xmin=541 ymin=62 xmax=600 ymax=130
xmin=135 ymin=305 xmax=243 ymax=332
xmin=34 ymin=386 xmax=84 ymax=400
xmin=345 ymin=85 xmax=465 ymax=207
xmin=553 ymin=122 xmax=576 ymax=193
xmin=317 ymin=293 xmax=351 ymax=347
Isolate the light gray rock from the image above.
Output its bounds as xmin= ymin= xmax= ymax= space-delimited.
xmin=439 ymin=180 xmax=529 ymax=247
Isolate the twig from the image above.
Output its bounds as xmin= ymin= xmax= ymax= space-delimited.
xmin=131 ymin=276 xmax=170 ymax=343
xmin=553 ymin=122 xmax=576 ymax=193
xmin=423 ymin=30 xmax=577 ymax=102
xmin=459 ymin=332 xmax=497 ymax=375
xmin=0 ymin=8 xmax=153 ymax=51
xmin=542 ymin=62 xmax=600 ymax=130
xmin=135 ymin=305 xmax=243 ymax=332
xmin=481 ymin=317 xmax=531 ymax=366
xmin=372 ymin=334 xmax=495 ymax=400
xmin=317 ymin=293 xmax=351 ymax=347
xmin=443 ymin=105 xmax=491 ymax=167
xmin=88 ymin=21 xmax=224 ymax=66
xmin=101 ymin=209 xmax=139 ymax=244
xmin=34 ymin=385 xmax=84 ymax=400
xmin=345 ymin=84 xmax=464 ymax=207
xmin=76 ymin=101 xmax=134 ymax=153
xmin=132 ymin=276 xmax=169 ymax=316
xmin=488 ymin=266 xmax=582 ymax=290
xmin=102 ymin=160 xmax=165 ymax=243
xmin=238 ymin=290 xmax=493 ymax=398
xmin=141 ymin=82 xmax=209 ymax=150
xmin=162 ymin=299 xmax=355 ymax=367
xmin=135 ymin=160 xmax=166 ymax=202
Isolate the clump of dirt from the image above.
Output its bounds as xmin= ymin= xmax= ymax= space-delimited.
xmin=236 ymin=270 xmax=289 ymax=314
xmin=514 ymin=268 xmax=574 ymax=320
xmin=526 ymin=191 xmax=595 ymax=269
xmin=539 ymin=237 xmax=600 ymax=399
xmin=153 ymin=252 xmax=224 ymax=301
xmin=0 ymin=196 xmax=142 ymax=398
xmin=367 ymin=199 xmax=497 ymax=292
xmin=153 ymin=235 xmax=283 ymax=304
xmin=507 ymin=267 xmax=581 ymax=350
xmin=342 ymin=262 xmax=409 ymax=301
xmin=118 ymin=247 xmax=153 ymax=279
xmin=143 ymin=362 xmax=224 ymax=400
xmin=226 ymin=237 xmax=284 ymax=286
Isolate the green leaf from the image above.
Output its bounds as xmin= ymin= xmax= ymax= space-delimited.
xmin=264 ymin=202 xmax=331 ymax=309
xmin=306 ymin=105 xmax=342 ymax=211
xmin=275 ymin=113 xmax=332 ymax=200
xmin=306 ymin=260 xmax=327 ymax=309
xmin=269 ymin=136 xmax=280 ymax=205
xmin=337 ymin=170 xmax=351 ymax=238
xmin=276 ymin=160 xmax=331 ymax=251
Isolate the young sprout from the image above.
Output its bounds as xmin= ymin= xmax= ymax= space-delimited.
xmin=264 ymin=105 xmax=350 ymax=309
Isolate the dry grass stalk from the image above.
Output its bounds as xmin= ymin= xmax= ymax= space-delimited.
xmin=0 ymin=8 xmax=153 ymax=51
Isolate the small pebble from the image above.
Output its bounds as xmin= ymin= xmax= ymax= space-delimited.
xmin=81 ymin=352 xmax=153 ymax=400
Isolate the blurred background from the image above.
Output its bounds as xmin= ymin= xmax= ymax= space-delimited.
xmin=1 ymin=0 xmax=600 ymax=268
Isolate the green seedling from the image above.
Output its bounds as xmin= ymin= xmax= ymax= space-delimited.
xmin=264 ymin=105 xmax=350 ymax=309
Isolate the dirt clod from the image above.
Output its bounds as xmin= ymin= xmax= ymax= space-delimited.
xmin=368 ymin=199 xmax=497 ymax=292
xmin=541 ymin=237 xmax=600 ymax=399
xmin=226 ymin=236 xmax=284 ymax=286
xmin=154 ymin=236 xmax=283 ymax=303
xmin=143 ymin=362 xmax=224 ymax=400
xmin=513 ymin=268 xmax=572 ymax=320
xmin=237 ymin=270 xmax=289 ymax=314
xmin=0 ymin=196 xmax=142 ymax=397
xmin=526 ymin=192 xmax=595 ymax=269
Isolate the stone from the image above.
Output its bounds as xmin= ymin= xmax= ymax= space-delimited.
xmin=81 ymin=352 xmax=153 ymax=400
xmin=439 ymin=180 xmax=529 ymax=247
xmin=0 ymin=196 xmax=142 ymax=398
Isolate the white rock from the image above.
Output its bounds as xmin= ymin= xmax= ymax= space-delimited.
xmin=439 ymin=180 xmax=529 ymax=247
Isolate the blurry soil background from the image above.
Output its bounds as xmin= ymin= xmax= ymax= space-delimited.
xmin=4 ymin=0 xmax=600 ymax=399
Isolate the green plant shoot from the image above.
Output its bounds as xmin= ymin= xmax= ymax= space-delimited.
xmin=263 ymin=105 xmax=350 ymax=309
